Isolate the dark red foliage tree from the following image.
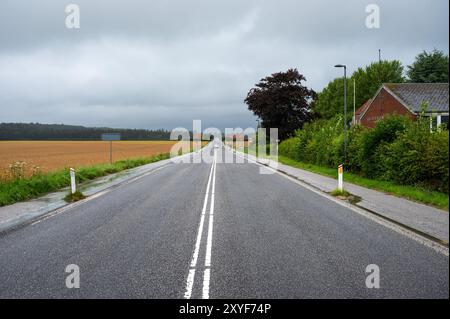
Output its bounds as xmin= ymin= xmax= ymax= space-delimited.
xmin=245 ymin=69 xmax=316 ymax=140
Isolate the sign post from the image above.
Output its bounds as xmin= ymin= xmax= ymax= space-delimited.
xmin=101 ymin=133 xmax=121 ymax=164
xmin=338 ymin=164 xmax=344 ymax=192
xmin=70 ymin=168 xmax=76 ymax=194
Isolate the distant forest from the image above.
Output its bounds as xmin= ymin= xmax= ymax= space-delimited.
xmin=0 ymin=123 xmax=171 ymax=141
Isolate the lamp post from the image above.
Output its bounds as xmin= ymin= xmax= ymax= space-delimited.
xmin=352 ymin=78 xmax=356 ymax=125
xmin=335 ymin=64 xmax=347 ymax=166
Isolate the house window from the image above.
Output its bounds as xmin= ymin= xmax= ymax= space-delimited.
xmin=431 ymin=114 xmax=449 ymax=131
xmin=440 ymin=115 xmax=449 ymax=129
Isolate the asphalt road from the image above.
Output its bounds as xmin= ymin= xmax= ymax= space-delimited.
xmin=0 ymin=144 xmax=448 ymax=298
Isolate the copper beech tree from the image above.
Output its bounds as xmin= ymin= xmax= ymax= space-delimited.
xmin=245 ymin=69 xmax=316 ymax=140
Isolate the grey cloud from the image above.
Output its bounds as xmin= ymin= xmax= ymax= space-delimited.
xmin=0 ymin=0 xmax=448 ymax=130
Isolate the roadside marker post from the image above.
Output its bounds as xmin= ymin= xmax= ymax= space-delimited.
xmin=101 ymin=133 xmax=121 ymax=164
xmin=70 ymin=168 xmax=77 ymax=194
xmin=338 ymin=164 xmax=344 ymax=191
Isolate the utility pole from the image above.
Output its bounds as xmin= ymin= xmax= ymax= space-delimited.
xmin=378 ymin=49 xmax=384 ymax=114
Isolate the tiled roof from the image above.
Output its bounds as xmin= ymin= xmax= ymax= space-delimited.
xmin=384 ymin=83 xmax=449 ymax=113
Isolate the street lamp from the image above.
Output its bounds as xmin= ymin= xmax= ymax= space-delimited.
xmin=335 ymin=64 xmax=347 ymax=166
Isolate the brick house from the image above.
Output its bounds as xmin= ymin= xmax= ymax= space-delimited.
xmin=355 ymin=83 xmax=449 ymax=128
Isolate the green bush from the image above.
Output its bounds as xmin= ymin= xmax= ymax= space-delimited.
xmin=382 ymin=118 xmax=449 ymax=193
xmin=346 ymin=125 xmax=366 ymax=172
xmin=279 ymin=114 xmax=449 ymax=194
xmin=358 ymin=115 xmax=410 ymax=178
xmin=279 ymin=137 xmax=301 ymax=161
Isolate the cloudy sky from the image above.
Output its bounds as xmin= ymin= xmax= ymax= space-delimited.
xmin=0 ymin=0 xmax=448 ymax=130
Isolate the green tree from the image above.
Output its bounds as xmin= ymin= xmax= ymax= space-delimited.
xmin=351 ymin=60 xmax=405 ymax=108
xmin=407 ymin=49 xmax=449 ymax=83
xmin=312 ymin=77 xmax=352 ymax=120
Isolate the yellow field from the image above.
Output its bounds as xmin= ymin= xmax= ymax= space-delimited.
xmin=0 ymin=141 xmax=180 ymax=179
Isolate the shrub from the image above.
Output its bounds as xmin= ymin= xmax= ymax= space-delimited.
xmin=279 ymin=112 xmax=448 ymax=194
xmin=382 ymin=119 xmax=449 ymax=192
xmin=330 ymin=133 xmax=344 ymax=167
xmin=346 ymin=125 xmax=366 ymax=172
xmin=279 ymin=137 xmax=301 ymax=161
xmin=358 ymin=115 xmax=410 ymax=178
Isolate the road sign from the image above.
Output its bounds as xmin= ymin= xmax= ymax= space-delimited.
xmin=101 ymin=133 xmax=121 ymax=163
xmin=101 ymin=133 xmax=121 ymax=141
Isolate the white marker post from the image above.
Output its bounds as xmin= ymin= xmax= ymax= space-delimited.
xmin=338 ymin=164 xmax=344 ymax=192
xmin=70 ymin=168 xmax=77 ymax=194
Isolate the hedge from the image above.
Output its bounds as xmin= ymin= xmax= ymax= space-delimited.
xmin=279 ymin=114 xmax=449 ymax=193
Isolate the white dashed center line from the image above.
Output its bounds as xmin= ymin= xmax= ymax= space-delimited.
xmin=184 ymin=148 xmax=217 ymax=299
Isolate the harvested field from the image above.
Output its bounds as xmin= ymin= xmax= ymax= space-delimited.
xmin=0 ymin=141 xmax=182 ymax=179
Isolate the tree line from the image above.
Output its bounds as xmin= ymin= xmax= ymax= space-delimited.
xmin=0 ymin=123 xmax=171 ymax=141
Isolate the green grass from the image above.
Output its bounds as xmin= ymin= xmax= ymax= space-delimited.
xmin=0 ymin=153 xmax=170 ymax=207
xmin=330 ymin=188 xmax=351 ymax=197
xmin=329 ymin=188 xmax=361 ymax=205
xmin=64 ymin=190 xmax=86 ymax=203
xmin=278 ymin=155 xmax=449 ymax=210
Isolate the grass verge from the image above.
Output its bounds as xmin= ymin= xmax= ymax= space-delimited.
xmin=330 ymin=189 xmax=352 ymax=197
xmin=64 ymin=190 xmax=86 ymax=203
xmin=278 ymin=155 xmax=449 ymax=211
xmin=0 ymin=153 xmax=170 ymax=207
xmin=330 ymin=189 xmax=361 ymax=205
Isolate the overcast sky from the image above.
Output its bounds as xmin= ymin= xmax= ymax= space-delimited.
xmin=0 ymin=0 xmax=448 ymax=130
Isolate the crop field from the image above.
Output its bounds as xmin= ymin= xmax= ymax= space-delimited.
xmin=0 ymin=141 xmax=182 ymax=180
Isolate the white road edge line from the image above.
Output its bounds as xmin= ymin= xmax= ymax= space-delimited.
xmin=184 ymin=153 xmax=215 ymax=299
xmin=232 ymin=148 xmax=449 ymax=257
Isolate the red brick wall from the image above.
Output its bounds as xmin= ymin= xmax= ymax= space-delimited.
xmin=360 ymin=88 xmax=416 ymax=128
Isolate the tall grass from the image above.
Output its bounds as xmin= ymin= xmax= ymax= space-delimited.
xmin=0 ymin=153 xmax=169 ymax=207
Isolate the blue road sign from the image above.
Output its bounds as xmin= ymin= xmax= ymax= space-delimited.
xmin=101 ymin=133 xmax=121 ymax=141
